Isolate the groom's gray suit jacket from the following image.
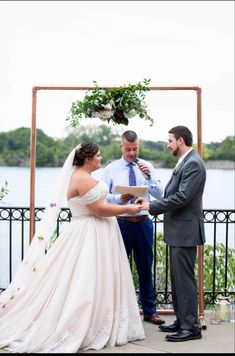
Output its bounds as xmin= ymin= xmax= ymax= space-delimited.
xmin=149 ymin=150 xmax=206 ymax=247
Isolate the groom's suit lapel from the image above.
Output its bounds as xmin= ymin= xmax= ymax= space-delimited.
xmin=164 ymin=150 xmax=195 ymax=196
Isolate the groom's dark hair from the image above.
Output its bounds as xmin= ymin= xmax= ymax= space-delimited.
xmin=169 ymin=126 xmax=193 ymax=147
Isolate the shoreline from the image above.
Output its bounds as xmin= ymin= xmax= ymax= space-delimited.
xmin=151 ymin=160 xmax=234 ymax=170
xmin=0 ymin=160 xmax=234 ymax=170
xmin=204 ymin=160 xmax=234 ymax=170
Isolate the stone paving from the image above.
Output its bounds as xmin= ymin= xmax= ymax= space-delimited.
xmin=0 ymin=311 xmax=234 ymax=354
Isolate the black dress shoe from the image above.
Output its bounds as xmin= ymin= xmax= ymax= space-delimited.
xmin=166 ymin=329 xmax=202 ymax=342
xmin=159 ymin=321 xmax=180 ymax=332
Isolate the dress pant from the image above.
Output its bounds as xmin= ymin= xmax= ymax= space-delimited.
xmin=170 ymin=246 xmax=200 ymax=331
xmin=117 ymin=218 xmax=156 ymax=315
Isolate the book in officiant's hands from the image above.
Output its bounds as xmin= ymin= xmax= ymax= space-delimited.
xmin=114 ymin=185 xmax=148 ymax=197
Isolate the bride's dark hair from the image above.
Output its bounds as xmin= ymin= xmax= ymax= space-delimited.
xmin=73 ymin=142 xmax=99 ymax=167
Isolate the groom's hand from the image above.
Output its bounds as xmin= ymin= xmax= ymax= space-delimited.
xmin=134 ymin=197 xmax=150 ymax=211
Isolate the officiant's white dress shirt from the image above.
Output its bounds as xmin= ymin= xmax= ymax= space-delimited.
xmin=102 ymin=157 xmax=163 ymax=216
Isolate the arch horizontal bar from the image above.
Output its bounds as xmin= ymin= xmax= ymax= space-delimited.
xmin=32 ymin=86 xmax=201 ymax=92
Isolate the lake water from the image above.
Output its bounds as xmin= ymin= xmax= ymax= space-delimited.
xmin=0 ymin=166 xmax=234 ymax=209
xmin=0 ymin=166 xmax=234 ymax=288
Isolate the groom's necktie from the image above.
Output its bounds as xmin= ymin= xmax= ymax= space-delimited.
xmin=128 ymin=163 xmax=137 ymax=204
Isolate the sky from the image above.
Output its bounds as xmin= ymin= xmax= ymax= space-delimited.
xmin=0 ymin=0 xmax=234 ymax=144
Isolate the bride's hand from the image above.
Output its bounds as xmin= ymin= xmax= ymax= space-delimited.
xmin=126 ymin=204 xmax=142 ymax=215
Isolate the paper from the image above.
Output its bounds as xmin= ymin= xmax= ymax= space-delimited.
xmin=114 ymin=185 xmax=148 ymax=197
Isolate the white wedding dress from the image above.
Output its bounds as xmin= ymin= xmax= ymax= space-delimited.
xmin=0 ymin=181 xmax=145 ymax=353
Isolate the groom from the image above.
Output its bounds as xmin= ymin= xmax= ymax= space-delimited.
xmin=136 ymin=126 xmax=206 ymax=342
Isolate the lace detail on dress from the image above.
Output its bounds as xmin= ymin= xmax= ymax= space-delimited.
xmin=81 ymin=302 xmax=145 ymax=351
xmin=116 ymin=302 xmax=145 ymax=345
xmin=3 ymin=303 xmax=144 ymax=353
xmin=2 ymin=317 xmax=81 ymax=353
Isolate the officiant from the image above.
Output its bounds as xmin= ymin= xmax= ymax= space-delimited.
xmin=102 ymin=130 xmax=164 ymax=325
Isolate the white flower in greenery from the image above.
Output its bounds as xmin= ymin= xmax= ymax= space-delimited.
xmin=103 ymin=103 xmax=112 ymax=111
xmin=143 ymin=102 xmax=148 ymax=108
xmin=124 ymin=109 xmax=137 ymax=118
xmin=99 ymin=110 xmax=114 ymax=121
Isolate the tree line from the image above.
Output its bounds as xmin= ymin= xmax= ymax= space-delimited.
xmin=0 ymin=126 xmax=234 ymax=167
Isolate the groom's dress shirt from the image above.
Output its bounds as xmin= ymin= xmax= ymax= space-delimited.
xmin=174 ymin=147 xmax=194 ymax=171
xmin=102 ymin=157 xmax=163 ymax=217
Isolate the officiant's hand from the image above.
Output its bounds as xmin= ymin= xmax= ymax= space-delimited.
xmin=121 ymin=193 xmax=134 ymax=202
xmin=134 ymin=197 xmax=145 ymax=204
xmin=136 ymin=161 xmax=151 ymax=179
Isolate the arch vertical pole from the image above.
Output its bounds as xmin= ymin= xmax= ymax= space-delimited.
xmin=29 ymin=88 xmax=37 ymax=242
xmin=196 ymin=87 xmax=202 ymax=156
xmin=196 ymin=88 xmax=206 ymax=329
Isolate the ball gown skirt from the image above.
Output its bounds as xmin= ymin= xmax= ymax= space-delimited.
xmin=0 ymin=181 xmax=145 ymax=353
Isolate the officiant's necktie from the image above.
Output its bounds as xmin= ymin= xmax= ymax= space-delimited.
xmin=128 ymin=162 xmax=137 ymax=204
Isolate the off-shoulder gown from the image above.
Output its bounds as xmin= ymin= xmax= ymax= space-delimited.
xmin=0 ymin=181 xmax=145 ymax=353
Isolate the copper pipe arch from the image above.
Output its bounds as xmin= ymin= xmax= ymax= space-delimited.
xmin=30 ymin=85 xmax=205 ymax=327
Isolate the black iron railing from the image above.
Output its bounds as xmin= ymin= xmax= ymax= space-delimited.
xmin=150 ymin=210 xmax=235 ymax=307
xmin=0 ymin=207 xmax=234 ymax=306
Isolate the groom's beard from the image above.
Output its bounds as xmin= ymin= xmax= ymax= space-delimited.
xmin=172 ymin=147 xmax=180 ymax=157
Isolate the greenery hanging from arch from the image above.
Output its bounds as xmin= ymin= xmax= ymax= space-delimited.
xmin=66 ymin=79 xmax=154 ymax=127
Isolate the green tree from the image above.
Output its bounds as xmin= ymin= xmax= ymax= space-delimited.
xmin=219 ymin=136 xmax=235 ymax=160
xmin=0 ymin=127 xmax=234 ymax=167
xmin=100 ymin=143 xmax=121 ymax=163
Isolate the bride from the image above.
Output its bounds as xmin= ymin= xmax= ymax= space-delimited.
xmin=0 ymin=142 xmax=145 ymax=353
